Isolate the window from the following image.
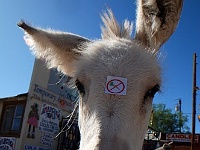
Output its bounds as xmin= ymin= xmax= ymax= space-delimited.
xmin=0 ymin=101 xmax=26 ymax=137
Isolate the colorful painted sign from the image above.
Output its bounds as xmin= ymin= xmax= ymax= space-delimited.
xmin=31 ymin=84 xmax=73 ymax=111
xmin=40 ymin=132 xmax=53 ymax=147
xmin=24 ymin=144 xmax=50 ymax=150
xmin=39 ymin=103 xmax=61 ymax=134
xmin=0 ymin=137 xmax=16 ymax=150
xmin=166 ymin=134 xmax=198 ymax=143
xmin=105 ymin=76 xmax=127 ymax=95
xmin=27 ymin=103 xmax=39 ymax=139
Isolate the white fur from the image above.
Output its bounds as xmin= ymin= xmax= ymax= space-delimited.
xmin=19 ymin=0 xmax=183 ymax=149
xmin=76 ymin=39 xmax=161 ymax=150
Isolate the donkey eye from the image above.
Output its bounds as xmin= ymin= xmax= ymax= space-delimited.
xmin=75 ymin=79 xmax=85 ymax=95
xmin=144 ymin=84 xmax=160 ymax=100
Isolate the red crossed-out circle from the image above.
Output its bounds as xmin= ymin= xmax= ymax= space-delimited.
xmin=106 ymin=79 xmax=125 ymax=93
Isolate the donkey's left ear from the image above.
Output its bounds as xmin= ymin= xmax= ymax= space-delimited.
xmin=17 ymin=21 xmax=91 ymax=76
xmin=134 ymin=0 xmax=183 ymax=51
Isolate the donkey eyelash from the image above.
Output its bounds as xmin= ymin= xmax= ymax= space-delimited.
xmin=75 ymin=79 xmax=85 ymax=96
xmin=144 ymin=84 xmax=160 ymax=100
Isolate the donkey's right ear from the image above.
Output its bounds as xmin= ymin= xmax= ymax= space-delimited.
xmin=17 ymin=21 xmax=91 ymax=76
xmin=134 ymin=0 xmax=183 ymax=51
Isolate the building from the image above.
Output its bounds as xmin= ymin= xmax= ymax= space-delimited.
xmin=2 ymin=60 xmax=200 ymax=150
xmin=0 ymin=59 xmax=78 ymax=150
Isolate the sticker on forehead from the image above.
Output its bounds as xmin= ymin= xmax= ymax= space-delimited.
xmin=105 ymin=76 xmax=127 ymax=95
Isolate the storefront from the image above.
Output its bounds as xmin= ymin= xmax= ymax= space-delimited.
xmin=144 ymin=133 xmax=200 ymax=150
xmin=0 ymin=59 xmax=78 ymax=150
xmin=164 ymin=133 xmax=200 ymax=150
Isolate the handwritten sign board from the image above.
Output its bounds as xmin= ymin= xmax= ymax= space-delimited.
xmin=31 ymin=84 xmax=58 ymax=104
xmin=40 ymin=132 xmax=53 ymax=147
xmin=39 ymin=103 xmax=61 ymax=134
xmin=31 ymin=84 xmax=73 ymax=111
xmin=0 ymin=137 xmax=16 ymax=150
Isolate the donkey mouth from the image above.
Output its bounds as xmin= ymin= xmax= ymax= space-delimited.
xmin=98 ymin=136 xmax=130 ymax=150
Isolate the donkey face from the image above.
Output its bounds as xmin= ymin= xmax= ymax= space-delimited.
xmin=75 ymin=39 xmax=161 ymax=150
xmin=18 ymin=0 xmax=183 ymax=149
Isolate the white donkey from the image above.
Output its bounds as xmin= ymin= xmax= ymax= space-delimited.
xmin=18 ymin=0 xmax=183 ymax=149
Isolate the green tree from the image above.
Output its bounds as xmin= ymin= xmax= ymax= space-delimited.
xmin=149 ymin=103 xmax=190 ymax=133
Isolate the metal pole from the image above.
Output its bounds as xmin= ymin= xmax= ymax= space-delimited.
xmin=175 ymin=98 xmax=182 ymax=133
xmin=179 ymin=99 xmax=182 ymax=113
xmin=179 ymin=99 xmax=182 ymax=133
xmin=191 ymin=53 xmax=197 ymax=150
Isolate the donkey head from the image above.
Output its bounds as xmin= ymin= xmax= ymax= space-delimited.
xmin=18 ymin=0 xmax=183 ymax=149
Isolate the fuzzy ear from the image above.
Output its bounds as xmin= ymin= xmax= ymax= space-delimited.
xmin=17 ymin=21 xmax=90 ymax=76
xmin=135 ymin=0 xmax=183 ymax=51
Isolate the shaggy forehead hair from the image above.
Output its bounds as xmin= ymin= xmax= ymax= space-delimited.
xmin=100 ymin=9 xmax=134 ymax=40
xmin=77 ymin=9 xmax=158 ymax=78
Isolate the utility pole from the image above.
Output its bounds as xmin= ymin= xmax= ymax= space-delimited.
xmin=191 ymin=53 xmax=197 ymax=150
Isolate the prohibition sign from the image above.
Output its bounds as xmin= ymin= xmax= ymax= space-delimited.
xmin=107 ymin=79 xmax=125 ymax=93
xmin=105 ymin=76 xmax=127 ymax=95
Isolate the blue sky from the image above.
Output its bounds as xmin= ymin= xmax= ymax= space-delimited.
xmin=0 ymin=0 xmax=200 ymax=133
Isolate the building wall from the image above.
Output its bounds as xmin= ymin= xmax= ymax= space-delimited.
xmin=20 ymin=59 xmax=77 ymax=150
xmin=0 ymin=59 xmax=77 ymax=150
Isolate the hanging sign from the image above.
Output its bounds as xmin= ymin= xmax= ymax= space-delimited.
xmin=105 ymin=76 xmax=127 ymax=95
